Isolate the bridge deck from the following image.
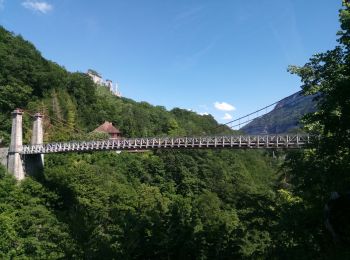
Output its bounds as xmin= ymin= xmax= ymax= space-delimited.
xmin=21 ymin=135 xmax=310 ymax=154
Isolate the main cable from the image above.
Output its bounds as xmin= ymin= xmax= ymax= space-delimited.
xmin=212 ymin=91 xmax=305 ymax=134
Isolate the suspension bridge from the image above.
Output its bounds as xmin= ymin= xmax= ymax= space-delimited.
xmin=23 ymin=135 xmax=309 ymax=154
xmin=0 ymin=92 xmax=313 ymax=180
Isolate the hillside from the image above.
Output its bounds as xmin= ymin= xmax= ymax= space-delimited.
xmin=241 ymin=91 xmax=317 ymax=134
xmin=0 ymin=26 xmax=232 ymax=146
xmin=0 ymin=26 xmax=287 ymax=259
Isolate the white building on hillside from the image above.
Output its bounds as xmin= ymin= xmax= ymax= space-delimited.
xmin=87 ymin=69 xmax=122 ymax=97
xmin=87 ymin=69 xmax=103 ymax=85
xmin=105 ymin=79 xmax=113 ymax=91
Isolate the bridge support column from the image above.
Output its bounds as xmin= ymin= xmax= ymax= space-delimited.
xmin=31 ymin=113 xmax=43 ymax=145
xmin=7 ymin=109 xmax=25 ymax=180
xmin=25 ymin=113 xmax=44 ymax=176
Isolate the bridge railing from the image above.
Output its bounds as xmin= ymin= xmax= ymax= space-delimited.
xmin=21 ymin=135 xmax=311 ymax=154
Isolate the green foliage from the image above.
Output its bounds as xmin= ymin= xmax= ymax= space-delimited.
xmin=0 ymin=83 xmax=32 ymax=111
xmin=0 ymin=24 xmax=281 ymax=259
xmin=0 ymin=174 xmax=76 ymax=258
xmin=3 ymin=2 xmax=350 ymax=257
xmin=273 ymin=1 xmax=350 ymax=258
xmin=38 ymin=150 xmax=278 ymax=259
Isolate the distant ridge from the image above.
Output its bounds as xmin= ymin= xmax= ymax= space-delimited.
xmin=241 ymin=91 xmax=317 ymax=134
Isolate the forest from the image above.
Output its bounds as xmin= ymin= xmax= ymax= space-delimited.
xmin=0 ymin=1 xmax=349 ymax=259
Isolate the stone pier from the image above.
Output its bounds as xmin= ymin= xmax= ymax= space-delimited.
xmin=24 ymin=113 xmax=44 ymax=176
xmin=7 ymin=109 xmax=25 ymax=180
xmin=3 ymin=110 xmax=45 ymax=180
xmin=31 ymin=113 xmax=43 ymax=145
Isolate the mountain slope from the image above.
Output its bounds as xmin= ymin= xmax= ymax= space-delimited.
xmin=0 ymin=26 xmax=233 ymax=146
xmin=241 ymin=91 xmax=317 ymax=134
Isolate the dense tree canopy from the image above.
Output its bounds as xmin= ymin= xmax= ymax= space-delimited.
xmin=0 ymin=1 xmax=350 ymax=259
xmin=275 ymin=1 xmax=350 ymax=258
xmin=0 ymin=24 xmax=278 ymax=259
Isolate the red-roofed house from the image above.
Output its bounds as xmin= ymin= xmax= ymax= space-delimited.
xmin=93 ymin=121 xmax=122 ymax=139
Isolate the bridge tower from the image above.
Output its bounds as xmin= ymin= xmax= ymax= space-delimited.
xmin=6 ymin=110 xmax=45 ymax=180
xmin=25 ymin=113 xmax=44 ymax=177
xmin=31 ymin=113 xmax=43 ymax=145
xmin=7 ymin=109 xmax=25 ymax=180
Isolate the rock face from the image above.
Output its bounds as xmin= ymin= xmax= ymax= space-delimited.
xmin=241 ymin=91 xmax=318 ymax=134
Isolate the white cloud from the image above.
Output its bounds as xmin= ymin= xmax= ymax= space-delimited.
xmin=222 ymin=113 xmax=233 ymax=120
xmin=22 ymin=1 xmax=53 ymax=14
xmin=199 ymin=112 xmax=209 ymax=116
xmin=214 ymin=102 xmax=236 ymax=111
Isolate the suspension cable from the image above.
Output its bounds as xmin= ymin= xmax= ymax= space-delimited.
xmin=213 ymin=91 xmax=305 ymax=133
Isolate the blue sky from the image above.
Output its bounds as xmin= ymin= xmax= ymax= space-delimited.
xmin=0 ymin=0 xmax=342 ymax=124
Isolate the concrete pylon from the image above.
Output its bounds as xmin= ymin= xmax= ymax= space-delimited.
xmin=7 ymin=109 xmax=25 ymax=180
xmin=25 ymin=113 xmax=44 ymax=176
